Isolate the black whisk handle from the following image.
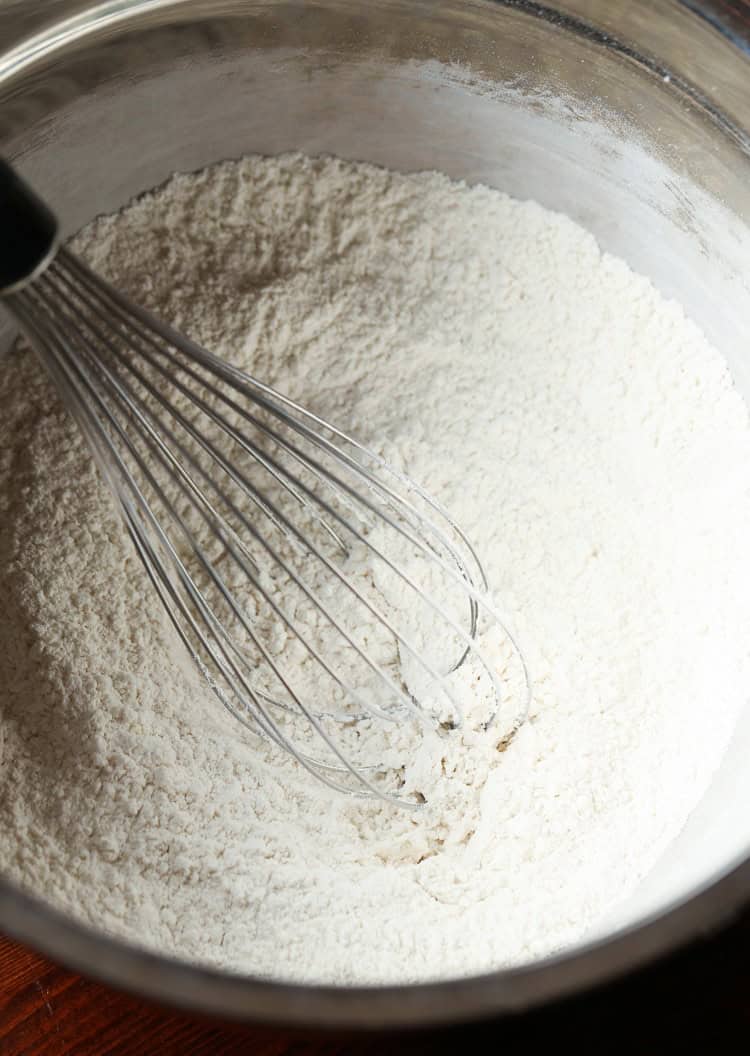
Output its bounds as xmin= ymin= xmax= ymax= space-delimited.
xmin=0 ymin=157 xmax=59 ymax=296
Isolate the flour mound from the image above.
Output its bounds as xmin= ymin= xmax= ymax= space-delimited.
xmin=2 ymin=153 xmax=750 ymax=984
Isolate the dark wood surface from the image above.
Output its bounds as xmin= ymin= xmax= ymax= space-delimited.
xmin=3 ymin=901 xmax=750 ymax=1056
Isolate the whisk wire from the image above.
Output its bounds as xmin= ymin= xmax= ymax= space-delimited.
xmin=36 ymin=259 xmax=496 ymax=717
xmin=12 ymin=287 xmax=411 ymax=801
xmin=50 ymin=253 xmax=529 ymax=733
xmin=61 ymin=251 xmax=490 ymax=611
xmin=5 ymin=240 xmax=533 ymax=805
xmin=32 ymin=268 xmax=450 ymax=729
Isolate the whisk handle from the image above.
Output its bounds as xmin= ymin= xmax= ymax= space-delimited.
xmin=0 ymin=157 xmax=58 ymax=297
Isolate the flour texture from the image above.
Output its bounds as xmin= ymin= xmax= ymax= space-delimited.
xmin=2 ymin=153 xmax=750 ymax=984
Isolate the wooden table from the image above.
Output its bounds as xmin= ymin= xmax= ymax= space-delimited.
xmin=3 ymin=902 xmax=750 ymax=1055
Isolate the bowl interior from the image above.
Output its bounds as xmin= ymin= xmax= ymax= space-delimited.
xmin=2 ymin=0 xmax=750 ymax=1024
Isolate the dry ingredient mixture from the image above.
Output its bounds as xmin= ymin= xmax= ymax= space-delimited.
xmin=2 ymin=153 xmax=750 ymax=983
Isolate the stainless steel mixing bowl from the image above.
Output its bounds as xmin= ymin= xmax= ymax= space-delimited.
xmin=2 ymin=0 xmax=750 ymax=1029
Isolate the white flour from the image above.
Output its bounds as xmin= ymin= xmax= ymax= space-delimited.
xmin=2 ymin=153 xmax=750 ymax=983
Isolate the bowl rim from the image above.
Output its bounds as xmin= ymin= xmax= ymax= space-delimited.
xmin=1 ymin=853 xmax=750 ymax=1029
xmin=2 ymin=0 xmax=750 ymax=1029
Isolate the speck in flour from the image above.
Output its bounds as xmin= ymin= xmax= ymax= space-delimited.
xmin=1 ymin=152 xmax=750 ymax=983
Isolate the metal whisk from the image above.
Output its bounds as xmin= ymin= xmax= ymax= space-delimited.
xmin=0 ymin=158 xmax=530 ymax=805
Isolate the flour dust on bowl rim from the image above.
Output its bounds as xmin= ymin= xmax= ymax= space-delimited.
xmin=1 ymin=0 xmax=750 ymax=1030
